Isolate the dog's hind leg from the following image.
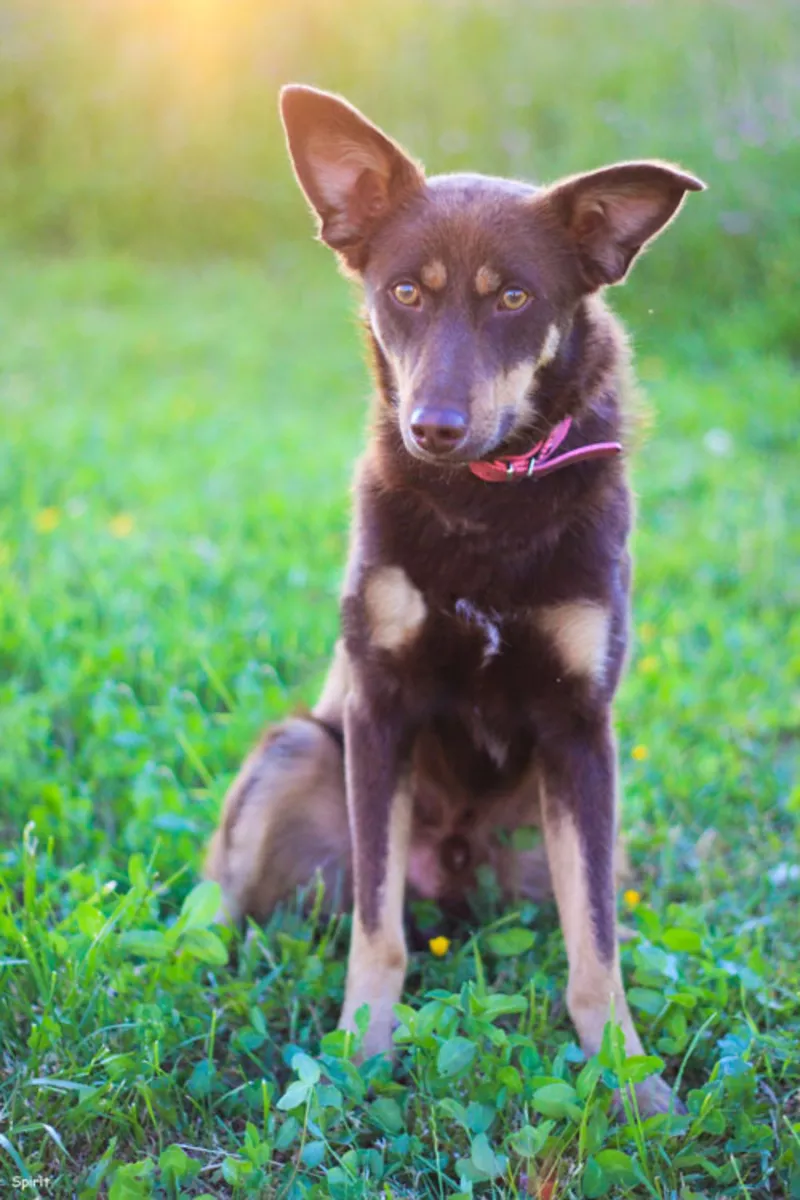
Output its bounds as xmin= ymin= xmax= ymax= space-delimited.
xmin=491 ymin=836 xmax=628 ymax=904
xmin=205 ymin=644 xmax=352 ymax=923
xmin=204 ymin=716 xmax=350 ymax=923
xmin=495 ymin=843 xmax=552 ymax=902
xmin=478 ymin=768 xmax=553 ymax=903
xmin=205 ymin=716 xmax=351 ymax=923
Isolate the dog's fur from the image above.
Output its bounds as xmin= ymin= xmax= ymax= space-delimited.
xmin=205 ymin=85 xmax=704 ymax=1115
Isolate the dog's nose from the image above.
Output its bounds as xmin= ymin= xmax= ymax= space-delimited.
xmin=409 ymin=407 xmax=467 ymax=456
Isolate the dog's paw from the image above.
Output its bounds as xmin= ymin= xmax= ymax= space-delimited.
xmin=337 ymin=1008 xmax=396 ymax=1061
xmin=613 ymin=1073 xmax=686 ymax=1120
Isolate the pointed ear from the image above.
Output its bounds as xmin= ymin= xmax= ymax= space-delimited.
xmin=279 ymin=85 xmax=424 ymax=267
xmin=545 ymin=161 xmax=706 ymax=291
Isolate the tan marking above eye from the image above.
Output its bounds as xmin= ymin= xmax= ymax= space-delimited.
xmin=392 ymin=281 xmax=421 ymax=306
xmin=474 ymin=265 xmax=501 ymax=296
xmin=420 ymin=260 xmax=447 ymax=290
xmin=499 ymin=287 xmax=530 ymax=311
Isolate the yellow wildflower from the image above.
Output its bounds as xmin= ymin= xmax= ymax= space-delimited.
xmin=623 ymin=889 xmax=642 ymax=909
xmin=428 ymin=936 xmax=450 ymax=958
xmin=34 ymin=507 xmax=61 ymax=533
xmin=109 ymin=513 xmax=135 ymax=538
xmin=639 ymin=622 xmax=657 ymax=643
xmin=631 ymin=744 xmax=649 ymax=762
xmin=639 ymin=655 xmax=658 ymax=675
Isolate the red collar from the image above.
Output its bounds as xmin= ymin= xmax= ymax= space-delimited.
xmin=468 ymin=417 xmax=622 ymax=483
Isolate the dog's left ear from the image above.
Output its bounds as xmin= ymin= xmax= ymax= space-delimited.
xmin=280 ymin=85 xmax=424 ymax=268
xmin=546 ymin=161 xmax=706 ymax=291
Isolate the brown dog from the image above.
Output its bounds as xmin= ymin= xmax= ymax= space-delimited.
xmin=206 ymin=85 xmax=704 ymax=1115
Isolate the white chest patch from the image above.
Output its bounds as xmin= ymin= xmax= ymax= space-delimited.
xmin=455 ymin=598 xmax=503 ymax=665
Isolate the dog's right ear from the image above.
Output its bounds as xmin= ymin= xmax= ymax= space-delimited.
xmin=280 ymin=85 xmax=424 ymax=268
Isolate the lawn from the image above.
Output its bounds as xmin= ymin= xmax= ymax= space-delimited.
xmin=0 ymin=250 xmax=797 ymax=1198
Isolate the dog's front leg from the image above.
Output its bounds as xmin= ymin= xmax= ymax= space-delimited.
xmin=338 ymin=692 xmax=411 ymax=1058
xmin=540 ymin=710 xmax=682 ymax=1115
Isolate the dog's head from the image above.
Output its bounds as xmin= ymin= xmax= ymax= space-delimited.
xmin=280 ymin=85 xmax=704 ymax=466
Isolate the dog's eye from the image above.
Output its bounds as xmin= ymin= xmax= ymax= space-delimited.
xmin=498 ymin=287 xmax=529 ymax=311
xmin=391 ymin=281 xmax=421 ymax=307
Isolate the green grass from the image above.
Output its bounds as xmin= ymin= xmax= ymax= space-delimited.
xmin=1 ymin=253 xmax=799 ymax=1198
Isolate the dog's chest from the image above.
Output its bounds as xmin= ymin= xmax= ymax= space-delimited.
xmin=368 ymin=570 xmax=612 ymax=733
xmin=357 ymin=540 xmax=617 ymax=739
xmin=412 ymin=591 xmax=570 ymax=720
xmin=452 ymin=598 xmax=504 ymax=666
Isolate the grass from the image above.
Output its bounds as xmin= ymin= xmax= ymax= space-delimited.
xmin=0 ymin=250 xmax=798 ymax=1198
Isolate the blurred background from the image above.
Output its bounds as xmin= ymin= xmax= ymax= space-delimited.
xmin=1 ymin=0 xmax=797 ymax=351
xmin=1 ymin=0 xmax=798 ymax=856
xmin=2 ymin=8 xmax=799 ymax=1190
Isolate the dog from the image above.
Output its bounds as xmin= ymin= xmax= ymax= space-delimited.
xmin=205 ymin=85 xmax=704 ymax=1116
